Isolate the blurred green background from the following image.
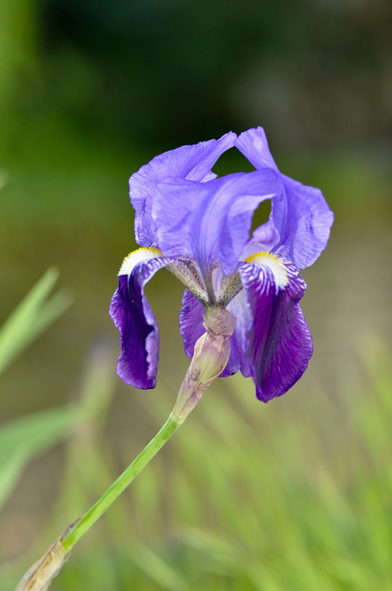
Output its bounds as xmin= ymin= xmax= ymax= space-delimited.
xmin=1 ymin=0 xmax=392 ymax=589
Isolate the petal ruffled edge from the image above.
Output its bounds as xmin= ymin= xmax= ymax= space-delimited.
xmin=238 ymin=258 xmax=313 ymax=402
xmin=272 ymin=174 xmax=334 ymax=269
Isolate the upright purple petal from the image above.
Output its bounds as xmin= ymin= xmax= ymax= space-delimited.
xmin=235 ymin=127 xmax=334 ymax=269
xmin=130 ymin=132 xmax=237 ymax=246
xmin=272 ymin=175 xmax=334 ymax=270
xmin=109 ymin=257 xmax=171 ymax=388
xmin=235 ymin=127 xmax=278 ymax=171
xmin=152 ymin=169 xmax=281 ymax=278
xmin=238 ymin=259 xmax=313 ymax=402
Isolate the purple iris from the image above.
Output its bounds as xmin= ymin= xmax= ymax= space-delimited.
xmin=110 ymin=127 xmax=333 ymax=402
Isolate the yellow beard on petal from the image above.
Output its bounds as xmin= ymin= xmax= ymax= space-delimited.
xmin=118 ymin=247 xmax=163 ymax=275
xmin=244 ymin=251 xmax=289 ymax=289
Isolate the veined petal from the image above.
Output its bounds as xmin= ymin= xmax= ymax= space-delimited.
xmin=152 ymin=169 xmax=281 ymax=280
xmin=244 ymin=251 xmax=289 ymax=291
xmin=110 ymin=248 xmax=171 ymax=388
xmin=118 ymin=247 xmax=163 ymax=276
xmin=235 ymin=127 xmax=334 ymax=270
xmin=130 ymin=132 xmax=237 ymax=246
xmin=238 ymin=257 xmax=313 ymax=402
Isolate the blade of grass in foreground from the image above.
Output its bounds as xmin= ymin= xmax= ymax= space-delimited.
xmin=0 ymin=407 xmax=84 ymax=512
xmin=0 ymin=268 xmax=72 ymax=376
xmin=0 ymin=268 xmax=74 ymax=510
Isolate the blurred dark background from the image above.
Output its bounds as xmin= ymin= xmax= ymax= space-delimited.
xmin=3 ymin=0 xmax=392 ymax=153
xmin=41 ymin=0 xmax=392 ymax=150
xmin=1 ymin=0 xmax=392 ymax=584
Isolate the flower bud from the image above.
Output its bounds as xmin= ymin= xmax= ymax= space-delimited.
xmin=171 ymin=308 xmax=236 ymax=423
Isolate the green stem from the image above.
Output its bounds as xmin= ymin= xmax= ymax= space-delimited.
xmin=61 ymin=414 xmax=181 ymax=554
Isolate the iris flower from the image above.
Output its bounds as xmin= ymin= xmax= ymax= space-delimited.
xmin=110 ymin=127 xmax=333 ymax=402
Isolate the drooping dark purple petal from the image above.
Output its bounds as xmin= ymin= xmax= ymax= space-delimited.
xmin=238 ymin=258 xmax=313 ymax=402
xmin=179 ymin=288 xmax=253 ymax=379
xmin=152 ymin=169 xmax=281 ymax=279
xmin=235 ymin=127 xmax=334 ymax=270
xmin=109 ymin=257 xmax=171 ymax=388
xmin=130 ymin=132 xmax=237 ymax=247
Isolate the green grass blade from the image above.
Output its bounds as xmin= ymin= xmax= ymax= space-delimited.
xmin=129 ymin=545 xmax=190 ymax=591
xmin=0 ymin=444 xmax=29 ymax=510
xmin=0 ymin=268 xmax=72 ymax=375
xmin=0 ymin=406 xmax=83 ymax=511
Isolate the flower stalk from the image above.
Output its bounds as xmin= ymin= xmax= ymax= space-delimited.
xmin=15 ymin=308 xmax=235 ymax=591
xmin=61 ymin=415 xmax=180 ymax=554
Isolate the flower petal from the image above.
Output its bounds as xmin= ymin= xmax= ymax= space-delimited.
xmin=235 ymin=126 xmax=278 ymax=171
xmin=235 ymin=127 xmax=334 ymax=269
xmin=152 ymin=169 xmax=281 ymax=279
xmin=272 ymin=175 xmax=334 ymax=270
xmin=109 ymin=252 xmax=171 ymax=388
xmin=223 ymin=288 xmax=253 ymax=378
xmin=130 ymin=132 xmax=237 ymax=247
xmin=238 ymin=258 xmax=313 ymax=402
xmin=179 ymin=288 xmax=205 ymax=359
